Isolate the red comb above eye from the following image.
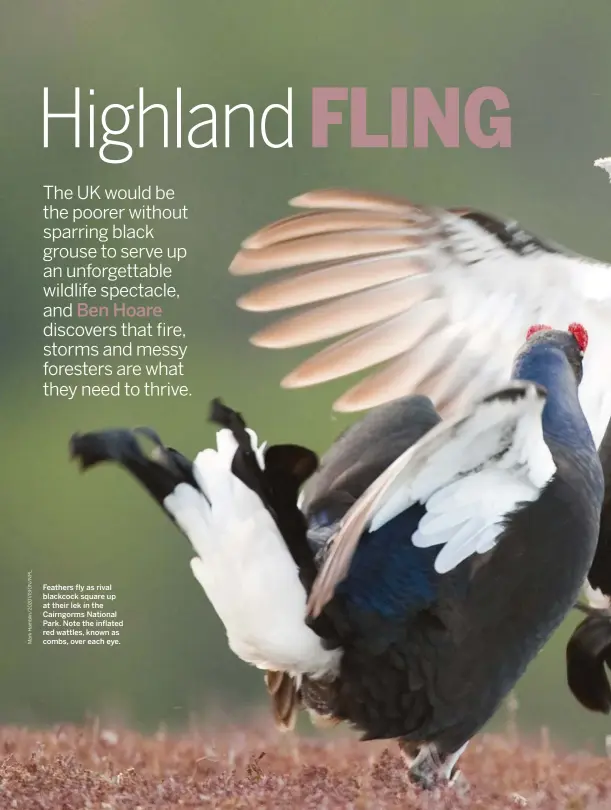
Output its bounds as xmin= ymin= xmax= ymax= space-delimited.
xmin=526 ymin=324 xmax=552 ymax=340
xmin=568 ymin=322 xmax=588 ymax=353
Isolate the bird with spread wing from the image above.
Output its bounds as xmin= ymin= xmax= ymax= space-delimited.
xmin=71 ymin=322 xmax=604 ymax=788
xmin=230 ymin=169 xmax=611 ymax=446
xmin=229 ymin=165 xmax=611 ymax=722
xmin=69 ymin=164 xmax=611 ymax=790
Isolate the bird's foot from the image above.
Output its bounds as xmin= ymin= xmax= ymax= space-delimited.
xmin=448 ymin=767 xmax=470 ymax=797
xmin=403 ymin=742 xmax=469 ymax=791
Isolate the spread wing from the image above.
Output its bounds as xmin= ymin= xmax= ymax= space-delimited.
xmin=230 ymin=190 xmax=611 ymax=446
xmin=307 ymin=382 xmax=555 ymax=617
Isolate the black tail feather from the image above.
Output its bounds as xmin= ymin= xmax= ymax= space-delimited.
xmin=70 ymin=399 xmax=321 ymax=582
xmin=209 ymin=400 xmax=341 ymax=644
xmin=69 ymin=427 xmax=200 ymax=513
xmin=209 ymin=398 xmax=251 ymax=453
xmin=70 ymin=398 xmax=339 ymax=644
xmin=566 ymin=609 xmax=611 ymax=714
xmin=209 ymin=399 xmax=321 ymax=591
xmin=209 ymin=397 xmax=318 ymax=519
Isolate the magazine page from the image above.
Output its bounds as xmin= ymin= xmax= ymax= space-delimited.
xmin=3 ymin=2 xmax=610 ymax=807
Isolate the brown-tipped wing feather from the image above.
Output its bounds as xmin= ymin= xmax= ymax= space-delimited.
xmin=230 ymin=189 xmax=611 ymax=445
xmin=249 ymin=277 xmax=435 ymax=350
xmin=237 ymin=256 xmax=423 ymax=312
xmin=241 ymin=211 xmax=417 ymax=251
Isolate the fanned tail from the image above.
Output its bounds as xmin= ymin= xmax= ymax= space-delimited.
xmin=69 ymin=400 xmax=342 ymax=680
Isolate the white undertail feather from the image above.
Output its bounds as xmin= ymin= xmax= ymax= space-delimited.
xmin=164 ymin=428 xmax=341 ymax=679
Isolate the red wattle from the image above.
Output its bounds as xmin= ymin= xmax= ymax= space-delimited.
xmin=568 ymin=322 xmax=588 ymax=353
xmin=526 ymin=324 xmax=552 ymax=341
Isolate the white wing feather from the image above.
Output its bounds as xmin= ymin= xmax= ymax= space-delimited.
xmin=231 ymin=193 xmax=611 ymax=446
xmin=308 ymin=382 xmax=555 ymax=614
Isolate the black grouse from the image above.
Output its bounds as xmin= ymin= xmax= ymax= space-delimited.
xmin=231 ymin=184 xmax=611 ymax=728
xmin=566 ymin=414 xmax=611 ymax=714
xmin=70 ymin=323 xmax=603 ymax=788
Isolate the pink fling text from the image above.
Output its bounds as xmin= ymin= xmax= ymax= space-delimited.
xmin=312 ymin=87 xmax=511 ymax=148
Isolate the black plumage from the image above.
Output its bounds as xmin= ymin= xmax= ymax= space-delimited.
xmin=70 ymin=326 xmax=604 ymax=788
xmin=567 ymin=605 xmax=611 ymax=713
xmin=588 ymin=418 xmax=611 ymax=598
xmin=565 ymin=415 xmax=611 ymax=714
xmin=291 ymin=331 xmax=605 ymax=777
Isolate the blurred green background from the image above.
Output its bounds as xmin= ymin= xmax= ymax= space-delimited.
xmin=2 ymin=0 xmax=611 ymax=750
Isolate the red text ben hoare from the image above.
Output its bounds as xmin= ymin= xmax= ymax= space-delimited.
xmin=77 ymin=303 xmax=163 ymax=318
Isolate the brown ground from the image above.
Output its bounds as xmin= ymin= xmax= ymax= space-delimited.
xmin=1 ymin=722 xmax=610 ymax=809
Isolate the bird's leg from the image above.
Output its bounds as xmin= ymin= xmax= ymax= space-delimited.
xmin=397 ymin=739 xmax=420 ymax=766
xmin=399 ymin=740 xmax=469 ymax=789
